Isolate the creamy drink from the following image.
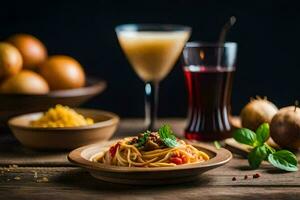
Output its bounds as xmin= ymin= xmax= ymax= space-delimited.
xmin=116 ymin=24 xmax=191 ymax=130
xmin=117 ymin=31 xmax=190 ymax=81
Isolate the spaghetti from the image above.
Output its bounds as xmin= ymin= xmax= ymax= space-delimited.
xmin=92 ymin=125 xmax=209 ymax=167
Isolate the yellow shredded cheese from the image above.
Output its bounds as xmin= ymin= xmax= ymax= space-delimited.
xmin=30 ymin=105 xmax=94 ymax=128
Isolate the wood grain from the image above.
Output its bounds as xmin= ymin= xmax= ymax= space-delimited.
xmin=0 ymin=158 xmax=300 ymax=200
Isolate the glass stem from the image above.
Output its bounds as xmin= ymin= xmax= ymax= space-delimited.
xmin=145 ymin=81 xmax=159 ymax=131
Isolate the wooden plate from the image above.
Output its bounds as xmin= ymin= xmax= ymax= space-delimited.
xmin=68 ymin=141 xmax=232 ymax=185
xmin=8 ymin=109 xmax=119 ymax=150
xmin=0 ymin=77 xmax=106 ymax=127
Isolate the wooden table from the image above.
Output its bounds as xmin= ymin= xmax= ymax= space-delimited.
xmin=0 ymin=119 xmax=299 ymax=200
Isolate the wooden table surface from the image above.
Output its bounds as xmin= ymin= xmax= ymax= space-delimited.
xmin=0 ymin=118 xmax=299 ymax=200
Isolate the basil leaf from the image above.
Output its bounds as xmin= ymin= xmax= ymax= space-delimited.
xmin=233 ymin=128 xmax=257 ymax=146
xmin=256 ymin=123 xmax=270 ymax=145
xmin=248 ymin=145 xmax=268 ymax=169
xmin=158 ymin=124 xmax=179 ymax=147
xmin=268 ymin=150 xmax=298 ymax=172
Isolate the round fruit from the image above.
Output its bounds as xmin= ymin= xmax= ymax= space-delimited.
xmin=39 ymin=55 xmax=85 ymax=90
xmin=240 ymin=97 xmax=278 ymax=131
xmin=7 ymin=34 xmax=47 ymax=69
xmin=0 ymin=42 xmax=23 ymax=79
xmin=0 ymin=70 xmax=49 ymax=94
xmin=270 ymin=106 xmax=300 ymax=149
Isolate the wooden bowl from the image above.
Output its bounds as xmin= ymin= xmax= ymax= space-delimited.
xmin=8 ymin=109 xmax=119 ymax=150
xmin=0 ymin=77 xmax=106 ymax=127
xmin=68 ymin=140 xmax=232 ymax=185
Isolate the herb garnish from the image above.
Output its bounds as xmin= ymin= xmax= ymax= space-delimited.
xmin=158 ymin=125 xmax=179 ymax=147
xmin=233 ymin=123 xmax=298 ymax=172
xmin=214 ymin=141 xmax=222 ymax=149
xmin=136 ymin=130 xmax=151 ymax=147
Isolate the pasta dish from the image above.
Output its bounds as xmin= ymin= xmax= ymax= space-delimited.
xmin=92 ymin=125 xmax=209 ymax=167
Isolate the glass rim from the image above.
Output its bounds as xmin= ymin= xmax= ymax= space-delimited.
xmin=185 ymin=41 xmax=237 ymax=48
xmin=115 ymin=24 xmax=192 ymax=33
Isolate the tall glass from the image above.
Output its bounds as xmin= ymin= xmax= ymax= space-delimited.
xmin=116 ymin=24 xmax=191 ymax=130
xmin=182 ymin=42 xmax=237 ymax=141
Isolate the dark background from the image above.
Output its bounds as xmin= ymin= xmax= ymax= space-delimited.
xmin=1 ymin=0 xmax=300 ymax=118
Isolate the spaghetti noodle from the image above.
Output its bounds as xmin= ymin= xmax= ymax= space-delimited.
xmin=92 ymin=125 xmax=209 ymax=167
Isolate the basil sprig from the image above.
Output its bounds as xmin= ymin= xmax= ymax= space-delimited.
xmin=158 ymin=124 xmax=179 ymax=147
xmin=233 ymin=123 xmax=298 ymax=172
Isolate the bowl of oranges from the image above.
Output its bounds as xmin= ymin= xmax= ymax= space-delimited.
xmin=0 ymin=34 xmax=106 ymax=126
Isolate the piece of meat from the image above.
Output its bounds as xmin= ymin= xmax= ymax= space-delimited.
xmin=143 ymin=139 xmax=160 ymax=151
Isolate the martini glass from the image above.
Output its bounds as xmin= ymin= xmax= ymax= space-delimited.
xmin=116 ymin=24 xmax=191 ymax=130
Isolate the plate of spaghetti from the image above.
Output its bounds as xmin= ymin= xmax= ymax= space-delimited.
xmin=68 ymin=125 xmax=232 ymax=185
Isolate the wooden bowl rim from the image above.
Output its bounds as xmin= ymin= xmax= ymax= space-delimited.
xmin=68 ymin=140 xmax=232 ymax=173
xmin=8 ymin=108 xmax=120 ymax=131
xmin=0 ymin=77 xmax=106 ymax=97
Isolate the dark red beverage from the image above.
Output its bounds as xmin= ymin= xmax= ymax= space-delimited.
xmin=183 ymin=66 xmax=235 ymax=141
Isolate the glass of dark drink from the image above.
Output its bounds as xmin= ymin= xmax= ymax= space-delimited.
xmin=182 ymin=42 xmax=237 ymax=141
